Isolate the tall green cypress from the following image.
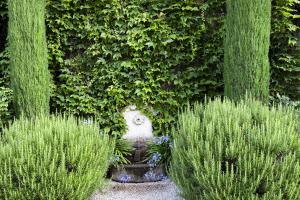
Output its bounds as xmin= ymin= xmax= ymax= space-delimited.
xmin=224 ymin=0 xmax=271 ymax=102
xmin=8 ymin=0 xmax=50 ymax=117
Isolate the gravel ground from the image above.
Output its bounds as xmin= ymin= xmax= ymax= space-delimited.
xmin=91 ymin=179 xmax=183 ymax=200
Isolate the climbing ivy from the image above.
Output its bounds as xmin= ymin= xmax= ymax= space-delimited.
xmin=47 ymin=0 xmax=210 ymax=136
xmin=0 ymin=1 xmax=10 ymax=126
xmin=270 ymin=0 xmax=300 ymax=98
xmin=0 ymin=0 xmax=299 ymax=135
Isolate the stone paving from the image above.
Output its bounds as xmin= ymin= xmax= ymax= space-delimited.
xmin=91 ymin=179 xmax=183 ymax=200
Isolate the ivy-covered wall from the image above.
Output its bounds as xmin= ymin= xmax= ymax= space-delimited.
xmin=47 ymin=0 xmax=222 ymax=136
xmin=270 ymin=0 xmax=300 ymax=99
xmin=0 ymin=1 xmax=11 ymax=127
xmin=0 ymin=0 xmax=299 ymax=135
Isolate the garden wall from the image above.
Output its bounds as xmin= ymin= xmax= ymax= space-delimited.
xmin=0 ymin=0 xmax=299 ymax=135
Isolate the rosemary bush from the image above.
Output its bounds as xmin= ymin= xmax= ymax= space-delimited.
xmin=0 ymin=115 xmax=113 ymax=200
xmin=170 ymin=98 xmax=300 ymax=200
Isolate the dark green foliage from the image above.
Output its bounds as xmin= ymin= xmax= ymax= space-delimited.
xmin=113 ymin=138 xmax=133 ymax=165
xmin=47 ymin=0 xmax=208 ymax=136
xmin=8 ymin=0 xmax=50 ymax=118
xmin=170 ymin=98 xmax=300 ymax=200
xmin=0 ymin=115 xmax=113 ymax=200
xmin=0 ymin=0 xmax=299 ymax=132
xmin=0 ymin=2 xmax=11 ymax=127
xmin=0 ymin=50 xmax=12 ymax=127
xmin=224 ymin=0 xmax=272 ymax=102
xmin=0 ymin=1 xmax=7 ymax=52
xmin=44 ymin=0 xmax=300 ymax=137
xmin=147 ymin=135 xmax=173 ymax=166
xmin=0 ymin=86 xmax=12 ymax=127
xmin=270 ymin=0 xmax=300 ymax=99
xmin=270 ymin=93 xmax=300 ymax=109
xmin=200 ymin=0 xmax=225 ymax=94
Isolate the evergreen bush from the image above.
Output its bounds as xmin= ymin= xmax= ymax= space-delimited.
xmin=0 ymin=115 xmax=113 ymax=200
xmin=224 ymin=0 xmax=272 ymax=102
xmin=170 ymin=98 xmax=300 ymax=200
xmin=8 ymin=0 xmax=50 ymax=118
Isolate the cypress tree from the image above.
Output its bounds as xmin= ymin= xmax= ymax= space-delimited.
xmin=8 ymin=0 xmax=50 ymax=117
xmin=224 ymin=0 xmax=271 ymax=102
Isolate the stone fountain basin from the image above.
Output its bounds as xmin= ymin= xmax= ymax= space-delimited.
xmin=111 ymin=164 xmax=165 ymax=183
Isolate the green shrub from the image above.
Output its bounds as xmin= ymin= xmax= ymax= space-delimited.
xmin=0 ymin=115 xmax=113 ymax=200
xmin=0 ymin=86 xmax=12 ymax=127
xmin=1 ymin=0 xmax=299 ymax=135
xmin=224 ymin=0 xmax=272 ymax=102
xmin=270 ymin=93 xmax=300 ymax=109
xmin=0 ymin=50 xmax=12 ymax=129
xmin=8 ymin=0 xmax=50 ymax=118
xmin=170 ymin=98 xmax=300 ymax=200
xmin=46 ymin=0 xmax=208 ymax=137
xmin=112 ymin=138 xmax=133 ymax=165
xmin=270 ymin=0 xmax=300 ymax=99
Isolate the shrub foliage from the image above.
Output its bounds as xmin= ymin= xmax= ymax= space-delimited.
xmin=0 ymin=86 xmax=12 ymax=127
xmin=8 ymin=0 xmax=50 ymax=118
xmin=170 ymin=98 xmax=300 ymax=200
xmin=46 ymin=0 xmax=209 ymax=136
xmin=270 ymin=0 xmax=300 ymax=98
xmin=0 ymin=1 xmax=10 ymax=125
xmin=224 ymin=0 xmax=271 ymax=102
xmin=0 ymin=115 xmax=113 ymax=200
xmin=0 ymin=0 xmax=299 ymax=132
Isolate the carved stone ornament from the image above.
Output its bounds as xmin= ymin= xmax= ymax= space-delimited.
xmin=122 ymin=105 xmax=153 ymax=141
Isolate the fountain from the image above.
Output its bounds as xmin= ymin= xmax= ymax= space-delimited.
xmin=111 ymin=105 xmax=166 ymax=183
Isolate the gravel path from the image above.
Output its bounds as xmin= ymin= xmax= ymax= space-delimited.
xmin=91 ymin=179 xmax=183 ymax=200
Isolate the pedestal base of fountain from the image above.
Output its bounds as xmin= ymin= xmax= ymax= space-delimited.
xmin=111 ymin=164 xmax=165 ymax=183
